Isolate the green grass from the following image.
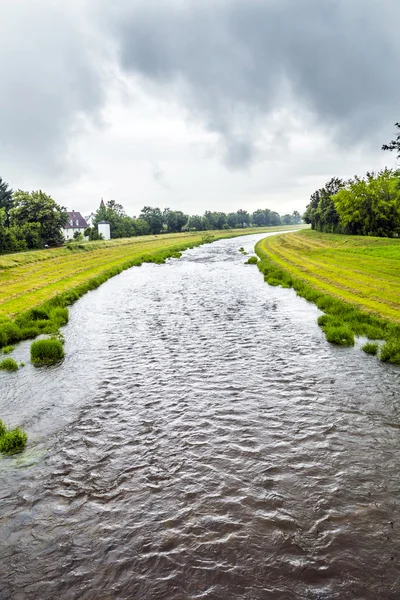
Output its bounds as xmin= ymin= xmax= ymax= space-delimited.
xmin=0 ymin=358 xmax=19 ymax=371
xmin=0 ymin=427 xmax=27 ymax=455
xmin=0 ymin=226 xmax=303 ymax=355
xmin=2 ymin=345 xmax=14 ymax=354
xmin=246 ymin=256 xmax=259 ymax=265
xmin=362 ymin=342 xmax=379 ymax=356
xmin=31 ymin=339 xmax=65 ymax=366
xmin=256 ymin=230 xmax=400 ymax=365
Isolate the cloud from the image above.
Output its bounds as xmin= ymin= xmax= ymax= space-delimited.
xmin=0 ymin=0 xmax=106 ymax=178
xmin=151 ymin=163 xmax=171 ymax=189
xmin=95 ymin=0 xmax=400 ymax=166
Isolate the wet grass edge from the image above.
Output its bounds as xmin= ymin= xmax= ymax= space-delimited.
xmin=255 ymin=238 xmax=400 ymax=366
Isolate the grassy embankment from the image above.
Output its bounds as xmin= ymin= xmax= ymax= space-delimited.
xmin=255 ymin=230 xmax=400 ymax=365
xmin=0 ymin=226 xmax=301 ymax=352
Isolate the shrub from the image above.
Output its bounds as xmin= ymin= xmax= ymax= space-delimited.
xmin=246 ymin=256 xmax=258 ymax=265
xmin=2 ymin=345 xmax=14 ymax=354
xmin=324 ymin=325 xmax=355 ymax=346
xmin=0 ymin=428 xmax=27 ymax=455
xmin=362 ymin=342 xmax=379 ymax=355
xmin=380 ymin=339 xmax=400 ymax=366
xmin=31 ymin=339 xmax=65 ymax=366
xmin=0 ymin=358 xmax=19 ymax=371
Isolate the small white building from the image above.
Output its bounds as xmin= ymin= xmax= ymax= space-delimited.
xmin=63 ymin=211 xmax=89 ymax=240
xmin=98 ymin=220 xmax=111 ymax=240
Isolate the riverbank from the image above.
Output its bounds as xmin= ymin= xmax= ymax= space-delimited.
xmin=255 ymin=230 xmax=400 ymax=365
xmin=0 ymin=226 xmax=302 ymax=350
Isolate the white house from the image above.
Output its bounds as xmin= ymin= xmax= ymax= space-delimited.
xmin=63 ymin=211 xmax=89 ymax=240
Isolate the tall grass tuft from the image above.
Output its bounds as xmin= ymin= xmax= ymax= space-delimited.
xmin=246 ymin=256 xmax=259 ymax=265
xmin=0 ymin=427 xmax=27 ymax=455
xmin=380 ymin=339 xmax=400 ymax=365
xmin=31 ymin=339 xmax=65 ymax=366
xmin=324 ymin=325 xmax=355 ymax=346
xmin=2 ymin=345 xmax=14 ymax=354
xmin=362 ymin=342 xmax=379 ymax=356
xmin=0 ymin=358 xmax=19 ymax=371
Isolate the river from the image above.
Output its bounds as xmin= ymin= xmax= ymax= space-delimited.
xmin=1 ymin=232 xmax=399 ymax=599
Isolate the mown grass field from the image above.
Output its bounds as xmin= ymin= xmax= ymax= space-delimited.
xmin=0 ymin=226 xmax=302 ymax=320
xmin=255 ymin=229 xmax=400 ymax=364
xmin=257 ymin=229 xmax=400 ymax=322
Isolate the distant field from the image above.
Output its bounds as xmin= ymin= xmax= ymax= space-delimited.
xmin=256 ymin=230 xmax=400 ymax=322
xmin=0 ymin=226 xmax=301 ymax=320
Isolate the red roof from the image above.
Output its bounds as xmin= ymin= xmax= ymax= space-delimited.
xmin=64 ymin=211 xmax=88 ymax=229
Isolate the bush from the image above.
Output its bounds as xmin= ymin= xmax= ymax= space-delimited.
xmin=362 ymin=342 xmax=379 ymax=355
xmin=0 ymin=358 xmax=19 ymax=371
xmin=0 ymin=427 xmax=27 ymax=455
xmin=246 ymin=256 xmax=258 ymax=264
xmin=324 ymin=325 xmax=355 ymax=346
xmin=31 ymin=339 xmax=65 ymax=366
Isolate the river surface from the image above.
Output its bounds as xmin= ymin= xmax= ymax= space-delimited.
xmin=1 ymin=232 xmax=400 ymax=600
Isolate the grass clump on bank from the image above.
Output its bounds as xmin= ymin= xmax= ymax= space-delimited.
xmin=256 ymin=232 xmax=400 ymax=366
xmin=2 ymin=345 xmax=14 ymax=354
xmin=0 ymin=358 xmax=19 ymax=371
xmin=246 ymin=256 xmax=259 ymax=265
xmin=31 ymin=339 xmax=65 ymax=366
xmin=0 ymin=420 xmax=27 ymax=455
xmin=362 ymin=342 xmax=379 ymax=356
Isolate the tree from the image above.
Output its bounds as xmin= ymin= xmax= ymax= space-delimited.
xmin=0 ymin=177 xmax=14 ymax=227
xmin=10 ymin=190 xmax=68 ymax=246
xmin=203 ymin=211 xmax=227 ymax=230
xmin=139 ymin=206 xmax=164 ymax=234
xmin=382 ymin=123 xmax=400 ymax=158
xmin=291 ymin=210 xmax=302 ymax=224
xmin=227 ymin=212 xmax=238 ymax=228
xmin=236 ymin=209 xmax=251 ymax=227
xmin=187 ymin=215 xmax=205 ymax=231
xmin=163 ymin=209 xmax=188 ymax=232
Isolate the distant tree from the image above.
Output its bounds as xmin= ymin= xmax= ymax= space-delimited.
xmin=227 ymin=212 xmax=238 ymax=228
xmin=382 ymin=123 xmax=400 ymax=158
xmin=236 ymin=209 xmax=251 ymax=227
xmin=203 ymin=211 xmax=227 ymax=230
xmin=163 ymin=209 xmax=188 ymax=232
xmin=10 ymin=190 xmax=68 ymax=246
xmin=132 ymin=218 xmax=150 ymax=236
xmin=187 ymin=215 xmax=205 ymax=231
xmin=139 ymin=206 xmax=164 ymax=234
xmin=0 ymin=177 xmax=14 ymax=227
xmin=291 ymin=210 xmax=302 ymax=224
xmin=282 ymin=214 xmax=292 ymax=225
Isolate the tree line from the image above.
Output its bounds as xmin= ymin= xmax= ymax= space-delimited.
xmin=0 ymin=175 xmax=302 ymax=252
xmin=88 ymin=201 xmax=302 ymax=239
xmin=303 ymin=169 xmax=400 ymax=237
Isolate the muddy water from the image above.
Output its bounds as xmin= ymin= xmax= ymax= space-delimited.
xmin=1 ymin=232 xmax=400 ymax=600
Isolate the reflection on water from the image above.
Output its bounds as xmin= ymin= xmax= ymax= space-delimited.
xmin=1 ymin=233 xmax=400 ymax=600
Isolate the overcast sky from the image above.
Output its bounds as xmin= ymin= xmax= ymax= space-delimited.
xmin=1 ymin=0 xmax=399 ymax=217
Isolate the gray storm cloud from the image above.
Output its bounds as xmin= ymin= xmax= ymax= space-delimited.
xmin=97 ymin=0 xmax=400 ymax=165
xmin=0 ymin=1 xmax=105 ymax=176
xmin=1 ymin=0 xmax=399 ymax=175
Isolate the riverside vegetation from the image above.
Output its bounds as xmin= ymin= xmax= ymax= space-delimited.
xmin=256 ymin=230 xmax=400 ymax=365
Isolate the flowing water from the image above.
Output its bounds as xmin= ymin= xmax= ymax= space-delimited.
xmin=1 ymin=232 xmax=400 ymax=600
